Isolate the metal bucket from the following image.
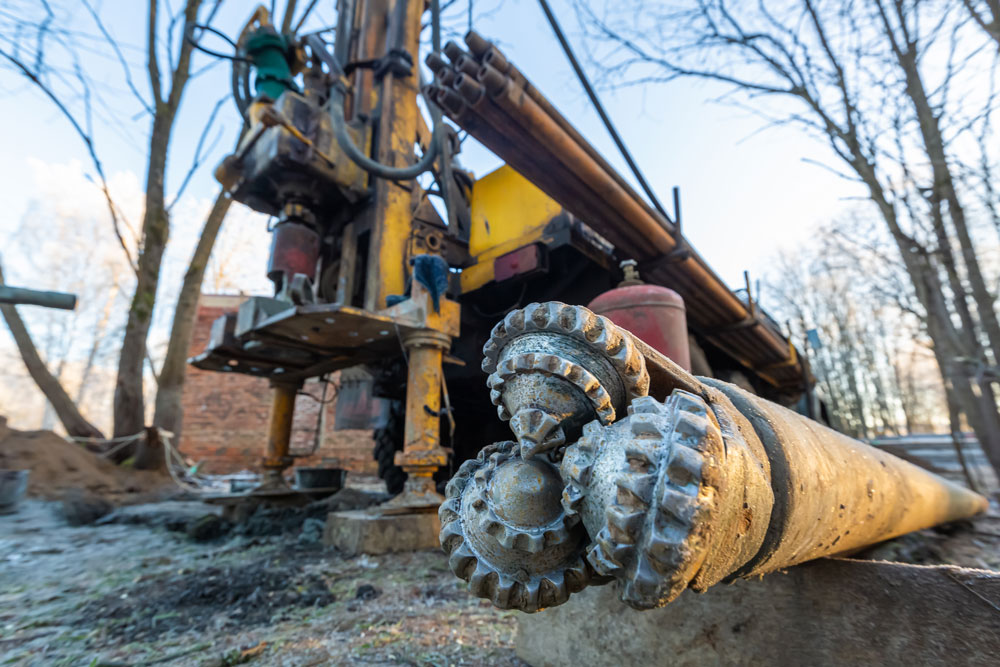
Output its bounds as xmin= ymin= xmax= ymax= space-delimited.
xmin=294 ymin=467 xmax=346 ymax=491
xmin=0 ymin=470 xmax=29 ymax=514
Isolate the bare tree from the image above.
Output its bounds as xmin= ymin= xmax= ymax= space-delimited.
xmin=577 ymin=0 xmax=1000 ymax=478
xmin=152 ymin=189 xmax=232 ymax=441
xmin=113 ymin=0 xmax=205 ymax=457
xmin=0 ymin=261 xmax=104 ymax=439
xmin=0 ymin=0 xmax=247 ymax=470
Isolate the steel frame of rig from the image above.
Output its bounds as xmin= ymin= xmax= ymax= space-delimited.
xmin=189 ymin=1 xmax=985 ymax=594
xmin=192 ymin=1 xmax=814 ymax=507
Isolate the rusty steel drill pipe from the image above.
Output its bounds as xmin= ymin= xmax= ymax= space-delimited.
xmin=439 ymin=303 xmax=988 ymax=612
xmin=435 ymin=34 xmax=806 ymax=388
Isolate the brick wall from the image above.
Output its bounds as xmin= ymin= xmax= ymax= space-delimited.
xmin=178 ymin=294 xmax=377 ymax=475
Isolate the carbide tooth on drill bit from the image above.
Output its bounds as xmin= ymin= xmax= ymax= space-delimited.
xmin=606 ymin=505 xmax=645 ymax=544
xmin=586 ymin=543 xmax=622 ymax=576
xmin=674 ymin=411 xmax=709 ymax=440
xmin=644 ymin=532 xmax=684 ymax=572
xmin=621 ymin=559 xmax=665 ymax=609
xmin=448 ymin=542 xmax=476 ymax=576
xmin=539 ymin=575 xmax=563 ymax=608
xmin=468 ymin=562 xmax=493 ymax=596
xmin=623 ymin=447 xmax=654 ymax=471
xmin=438 ymin=497 xmax=461 ymax=524
xmin=671 ymin=389 xmax=708 ymax=416
xmin=521 ymin=579 xmax=542 ymax=611
xmin=440 ymin=520 xmax=465 ymax=549
xmin=493 ymin=577 xmax=516 ymax=609
xmin=563 ymin=457 xmax=593 ymax=486
xmin=561 ymin=485 xmax=584 ymax=515
xmin=630 ymin=413 xmax=664 ymax=438
xmin=524 ymin=533 xmax=546 ymax=553
xmin=615 ymin=473 xmax=657 ymax=507
xmin=629 ymin=395 xmax=665 ymax=416
xmin=597 ymin=528 xmax=635 ymax=566
xmin=557 ymin=304 xmax=578 ymax=330
xmin=658 ymin=486 xmax=699 ymax=524
xmin=665 ymin=446 xmax=703 ymax=488
xmin=507 ymin=308 xmax=526 ymax=330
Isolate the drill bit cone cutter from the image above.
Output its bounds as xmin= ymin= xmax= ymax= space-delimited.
xmin=441 ymin=302 xmax=988 ymax=612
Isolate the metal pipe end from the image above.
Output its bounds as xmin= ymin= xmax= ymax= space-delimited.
xmin=454 ymin=73 xmax=486 ymax=104
xmin=437 ymin=67 xmax=457 ymax=87
xmin=424 ymin=51 xmax=448 ymax=73
xmin=483 ymin=46 xmax=510 ymax=74
xmin=454 ymin=54 xmax=480 ymax=77
xmin=437 ymin=87 xmax=467 ymax=115
xmin=477 ymin=62 xmax=509 ymax=96
xmin=439 ymin=441 xmax=593 ymax=612
xmin=464 ymin=29 xmax=491 ymax=57
xmin=443 ymin=40 xmax=466 ymax=63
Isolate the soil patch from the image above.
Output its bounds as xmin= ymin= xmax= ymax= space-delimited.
xmin=81 ymin=550 xmax=336 ymax=641
xmin=0 ymin=419 xmax=165 ymax=499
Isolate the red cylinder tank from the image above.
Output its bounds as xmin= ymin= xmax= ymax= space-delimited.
xmin=267 ymin=221 xmax=320 ymax=285
xmin=587 ymin=283 xmax=691 ymax=371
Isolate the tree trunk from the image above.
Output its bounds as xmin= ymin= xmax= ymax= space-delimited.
xmin=133 ymin=426 xmax=166 ymax=471
xmin=113 ymin=0 xmax=201 ymax=441
xmin=0 ymin=264 xmax=105 ymax=439
xmin=113 ymin=114 xmax=173 ymax=439
xmin=153 ymin=189 xmax=232 ymax=439
xmin=887 ymin=15 xmax=1000 ymax=365
xmin=851 ymin=154 xmax=1000 ymax=479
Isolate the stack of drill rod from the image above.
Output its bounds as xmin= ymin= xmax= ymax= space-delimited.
xmin=423 ymin=31 xmax=802 ymax=390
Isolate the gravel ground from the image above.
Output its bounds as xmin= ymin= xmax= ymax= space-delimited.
xmin=2 ymin=487 xmax=996 ymax=667
xmin=0 ymin=498 xmax=522 ymax=667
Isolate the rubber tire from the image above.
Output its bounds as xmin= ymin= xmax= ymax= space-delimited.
xmin=373 ymin=400 xmax=407 ymax=496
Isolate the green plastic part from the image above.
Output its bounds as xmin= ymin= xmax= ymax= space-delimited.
xmin=246 ymin=29 xmax=298 ymax=100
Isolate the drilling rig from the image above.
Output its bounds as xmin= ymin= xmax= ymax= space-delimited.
xmin=193 ymin=2 xmax=809 ymax=496
xmin=190 ymin=0 xmax=985 ymax=602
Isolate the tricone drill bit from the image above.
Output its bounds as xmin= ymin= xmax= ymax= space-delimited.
xmin=441 ymin=302 xmax=988 ymax=612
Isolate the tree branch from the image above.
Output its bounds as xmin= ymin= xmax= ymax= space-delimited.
xmin=0 ymin=48 xmax=136 ymax=273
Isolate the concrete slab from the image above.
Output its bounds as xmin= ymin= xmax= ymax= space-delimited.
xmin=516 ymin=558 xmax=1000 ymax=666
xmin=323 ymin=509 xmax=441 ymax=556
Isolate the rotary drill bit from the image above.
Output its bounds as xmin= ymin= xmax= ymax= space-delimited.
xmin=482 ymin=302 xmax=649 ymax=460
xmin=442 ymin=302 xmax=989 ymax=613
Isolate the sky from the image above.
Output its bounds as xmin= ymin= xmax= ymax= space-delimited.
xmin=0 ymin=0 xmax=861 ymax=292
xmin=0 ymin=0 xmax=867 ymax=429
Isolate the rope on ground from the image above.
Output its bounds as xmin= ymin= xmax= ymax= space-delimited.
xmin=69 ymin=427 xmax=216 ymax=494
xmin=160 ymin=430 xmax=213 ymax=494
xmin=66 ymin=431 xmax=145 ymax=459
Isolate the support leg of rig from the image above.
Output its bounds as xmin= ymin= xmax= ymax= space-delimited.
xmin=324 ymin=329 xmax=451 ymax=554
xmin=259 ymin=380 xmax=299 ymax=489
xmin=385 ymin=329 xmax=452 ymax=510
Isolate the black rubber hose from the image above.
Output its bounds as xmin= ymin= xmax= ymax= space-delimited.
xmin=325 ymin=0 xmax=445 ymax=181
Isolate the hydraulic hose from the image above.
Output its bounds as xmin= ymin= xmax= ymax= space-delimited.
xmin=325 ymin=0 xmax=444 ymax=181
xmin=329 ymin=84 xmax=442 ymax=181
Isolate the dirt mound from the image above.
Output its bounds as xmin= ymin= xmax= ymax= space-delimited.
xmin=0 ymin=418 xmax=163 ymax=499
